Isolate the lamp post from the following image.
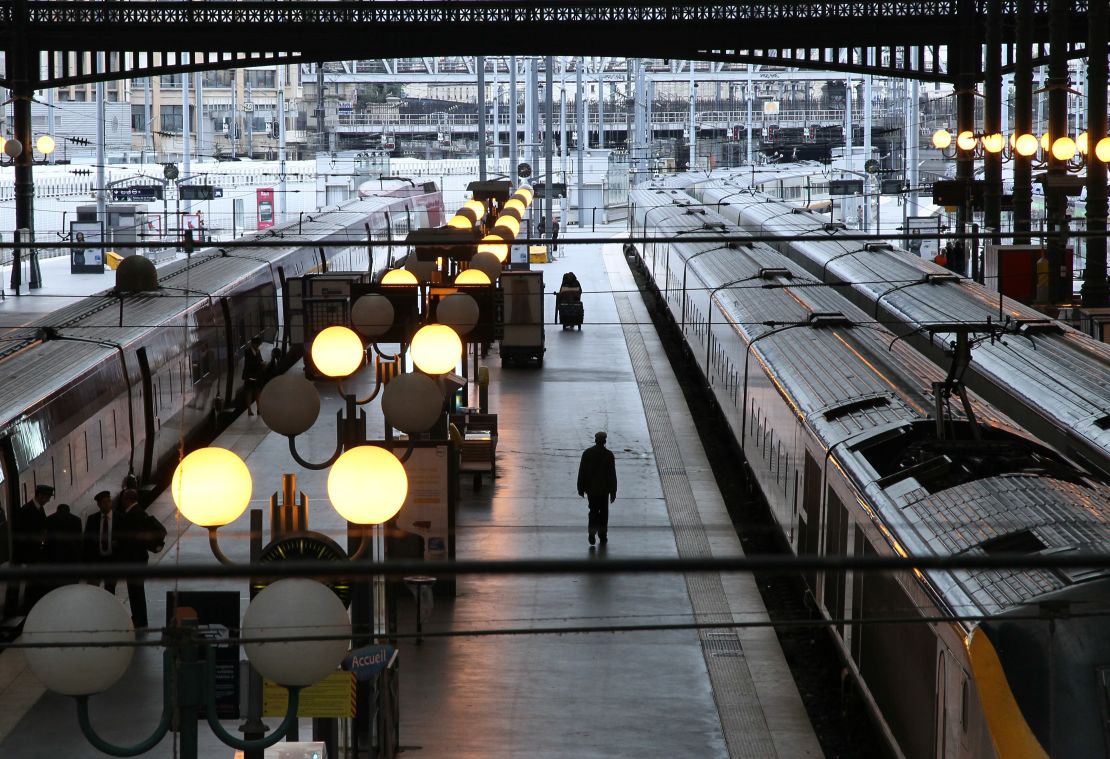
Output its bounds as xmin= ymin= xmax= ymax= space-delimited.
xmin=19 ymin=579 xmax=350 ymax=759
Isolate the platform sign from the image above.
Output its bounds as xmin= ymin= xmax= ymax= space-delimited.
xmin=906 ymin=215 xmax=942 ymax=261
xmin=69 ymin=221 xmax=105 ymax=274
xmin=263 ymin=671 xmax=355 ymax=718
xmin=257 ymin=187 xmax=275 ymax=229
xmin=342 ymin=645 xmax=396 ymax=682
xmin=165 ymin=591 xmax=240 ymax=719
xmin=111 ymin=184 xmax=164 ymax=202
xmin=179 ymin=184 xmax=223 ymax=201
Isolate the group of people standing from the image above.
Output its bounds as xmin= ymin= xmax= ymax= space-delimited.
xmin=12 ymin=478 xmax=165 ymax=628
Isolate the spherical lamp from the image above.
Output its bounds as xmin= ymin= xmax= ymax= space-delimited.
xmin=381 ymin=268 xmax=418 ymax=286
xmin=477 ymin=234 xmax=510 ymax=263
xmin=447 ymin=214 xmax=474 ymax=230
xmin=931 ymin=130 xmax=952 ymax=150
xmin=1051 ymin=136 xmax=1076 ymax=161
xmin=1015 ymin=133 xmax=1039 ymax=157
xmin=463 ymin=199 xmax=486 ymax=218
xmin=405 ymin=256 xmax=437 ymax=283
xmin=1095 ymin=137 xmax=1110 ymax=163
xmin=259 ymin=374 xmax=321 ymax=436
xmin=469 ymin=250 xmax=503 ymax=282
xmin=493 ymin=215 xmax=521 ymax=237
xmin=3 ymin=138 xmax=22 ymax=159
xmin=381 ymin=372 xmax=445 ymax=433
xmin=500 ymin=198 xmax=525 ymax=219
xmin=1040 ymin=132 xmax=1050 ymax=151
xmin=411 ymin=323 xmax=463 ymax=375
xmin=310 ymin=326 xmax=364 ymax=378
xmin=455 ymin=268 xmax=491 ymax=286
xmin=35 ymin=135 xmax=55 ymax=155
xmin=172 ymin=447 xmax=253 ymax=527
xmin=1078 ymin=131 xmax=1089 ymax=155
xmin=22 ymin=585 xmax=134 ymax=695
xmin=242 ymin=579 xmax=350 ymax=687
xmin=435 ymin=292 xmax=480 ymax=335
xmin=956 ymin=130 xmax=976 ymax=152
xmin=515 ymin=185 xmax=534 ymax=204
xmin=351 ymin=294 xmax=395 ymax=339
xmin=981 ymin=133 xmax=1004 ymax=154
xmin=328 ymin=446 xmax=408 ymax=524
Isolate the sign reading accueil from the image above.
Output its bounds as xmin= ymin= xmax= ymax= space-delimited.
xmin=342 ymin=645 xmax=396 ymax=682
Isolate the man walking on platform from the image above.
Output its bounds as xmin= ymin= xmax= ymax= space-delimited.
xmin=577 ymin=431 xmax=617 ymax=546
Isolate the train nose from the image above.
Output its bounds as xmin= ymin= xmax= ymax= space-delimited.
xmin=969 ymin=589 xmax=1110 ymax=758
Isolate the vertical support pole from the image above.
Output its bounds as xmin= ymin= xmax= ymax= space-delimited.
xmin=46 ymin=86 xmax=55 ymax=165
xmin=955 ymin=0 xmax=976 ymax=259
xmin=1083 ymin=0 xmax=1109 ymax=306
xmin=97 ymin=55 xmax=107 ymax=226
xmin=245 ymin=81 xmax=252 ymax=159
xmin=182 ymin=58 xmax=192 ymax=218
xmin=864 ymin=61 xmax=873 ymax=231
xmin=688 ymin=62 xmax=696 ymax=171
xmin=1046 ymin=0 xmax=1069 ymax=303
xmin=492 ymin=62 xmax=500 ymax=166
xmin=984 ymin=0 xmax=1003 ymax=260
xmin=545 ymin=55 xmax=554 ymax=248
xmin=316 ymin=64 xmax=325 ymax=154
xmin=561 ymin=63 xmax=568 ymax=185
xmin=9 ymin=2 xmax=32 ymax=293
xmin=278 ymin=63 xmax=287 ymax=222
xmin=845 ymin=74 xmax=853 ymax=173
xmin=196 ymin=69 xmax=205 ymax=161
xmin=1013 ymin=0 xmax=1033 ymax=244
xmin=746 ymin=67 xmax=753 ymax=165
xmin=576 ymin=59 xmax=585 ymax=226
xmin=145 ymin=77 xmax=153 ymax=160
xmin=907 ymin=67 xmax=920 ymax=220
xmin=241 ymin=508 xmax=266 ymax=759
xmin=477 ymin=56 xmax=487 ymax=182
xmin=598 ymin=65 xmax=605 ymax=149
xmin=527 ymin=58 xmax=538 ymax=178
xmin=509 ymin=56 xmax=518 ymax=180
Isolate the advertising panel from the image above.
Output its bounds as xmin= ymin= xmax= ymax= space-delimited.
xmin=69 ymin=221 xmax=105 ymax=273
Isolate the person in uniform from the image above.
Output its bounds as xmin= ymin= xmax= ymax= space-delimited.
xmin=116 ymin=489 xmax=150 ymax=628
xmin=577 ymin=431 xmax=618 ymax=546
xmin=15 ymin=484 xmax=54 ymax=611
xmin=84 ymin=490 xmax=120 ymax=594
xmin=44 ymin=503 xmax=83 ymax=581
xmin=242 ymin=336 xmax=265 ymax=416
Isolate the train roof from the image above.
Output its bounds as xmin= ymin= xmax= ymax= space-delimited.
xmin=632 ymin=188 xmax=1110 ymax=618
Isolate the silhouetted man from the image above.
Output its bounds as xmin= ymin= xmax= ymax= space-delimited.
xmin=577 ymin=431 xmax=617 ymax=546
xmin=44 ymin=503 xmax=83 ymax=570
xmin=116 ymin=489 xmax=150 ymax=628
xmin=15 ymin=484 xmax=54 ymax=611
xmin=84 ymin=490 xmax=120 ymax=594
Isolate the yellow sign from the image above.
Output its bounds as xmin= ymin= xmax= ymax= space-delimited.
xmin=263 ymin=671 xmax=356 ymax=718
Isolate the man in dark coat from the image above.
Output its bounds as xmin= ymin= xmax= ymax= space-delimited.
xmin=15 ymin=484 xmax=53 ymax=611
xmin=84 ymin=490 xmax=120 ymax=594
xmin=44 ymin=503 xmax=83 ymax=570
xmin=577 ymin=431 xmax=618 ymax=545
xmin=115 ymin=489 xmax=150 ymax=627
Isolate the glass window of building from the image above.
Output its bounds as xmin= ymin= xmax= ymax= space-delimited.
xmin=246 ymin=70 xmax=276 ymax=88
xmin=161 ymin=104 xmax=183 ymax=132
xmin=131 ymin=105 xmax=146 ymax=131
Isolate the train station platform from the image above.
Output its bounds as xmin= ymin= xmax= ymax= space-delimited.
xmin=0 ymin=227 xmax=821 ymax=758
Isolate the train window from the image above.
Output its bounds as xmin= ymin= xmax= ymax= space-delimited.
xmin=961 ymin=677 xmax=969 ymax=732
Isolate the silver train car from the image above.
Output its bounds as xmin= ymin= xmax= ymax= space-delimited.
xmin=678 ymin=177 xmax=1110 ymax=482
xmin=630 ymin=185 xmax=1110 ymax=759
xmin=0 ymin=182 xmax=444 ymax=561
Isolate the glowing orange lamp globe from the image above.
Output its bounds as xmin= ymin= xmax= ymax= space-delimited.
xmin=311 ymin=326 xmax=364 ymax=378
xmin=411 ymin=323 xmax=463 ymax=374
xmin=173 ymin=447 xmax=252 ymax=527
xmin=328 ymin=446 xmax=408 ymax=524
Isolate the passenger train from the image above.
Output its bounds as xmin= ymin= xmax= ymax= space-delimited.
xmin=0 ymin=180 xmax=443 ymax=551
xmin=630 ymin=185 xmax=1110 ymax=759
xmin=636 ymin=170 xmax=1110 ymax=481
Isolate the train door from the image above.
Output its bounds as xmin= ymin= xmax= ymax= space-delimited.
xmin=800 ymin=452 xmax=822 ymax=595
xmin=935 ymin=648 xmax=965 ymax=758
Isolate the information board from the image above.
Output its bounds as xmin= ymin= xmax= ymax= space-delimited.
xmin=263 ymin=671 xmax=355 ymax=718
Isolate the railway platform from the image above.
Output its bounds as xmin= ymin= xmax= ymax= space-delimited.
xmin=0 ymin=227 xmax=821 ymax=758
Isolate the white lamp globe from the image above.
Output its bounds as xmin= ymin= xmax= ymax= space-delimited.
xmin=3 ymin=138 xmax=22 ymax=158
xmin=411 ymin=324 xmax=463 ymax=375
xmin=981 ymin=133 xmax=1004 ymax=154
xmin=311 ymin=326 xmax=364 ymax=378
xmin=243 ymin=579 xmax=351 ymax=687
xmin=381 ymin=268 xmax=418 ymax=286
xmin=436 ymin=292 xmax=480 ymax=335
xmin=931 ymin=129 xmax=952 ymax=150
xmin=493 ymin=215 xmax=521 ymax=238
xmin=405 ymin=256 xmax=437 ymax=283
xmin=381 ymin=372 xmax=445 ymax=433
xmin=22 ymin=585 xmax=135 ymax=695
xmin=259 ymin=374 xmax=321 ymax=436
xmin=328 ymin=446 xmax=408 ymax=524
xmin=477 ymin=234 xmax=510 ymax=263
xmin=351 ymin=294 xmax=395 ymax=339
xmin=469 ymin=251 xmax=503 ymax=282
xmin=956 ymin=130 xmax=976 ymax=151
xmin=35 ymin=135 xmax=55 ymax=155
xmin=173 ymin=447 xmax=253 ymax=527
